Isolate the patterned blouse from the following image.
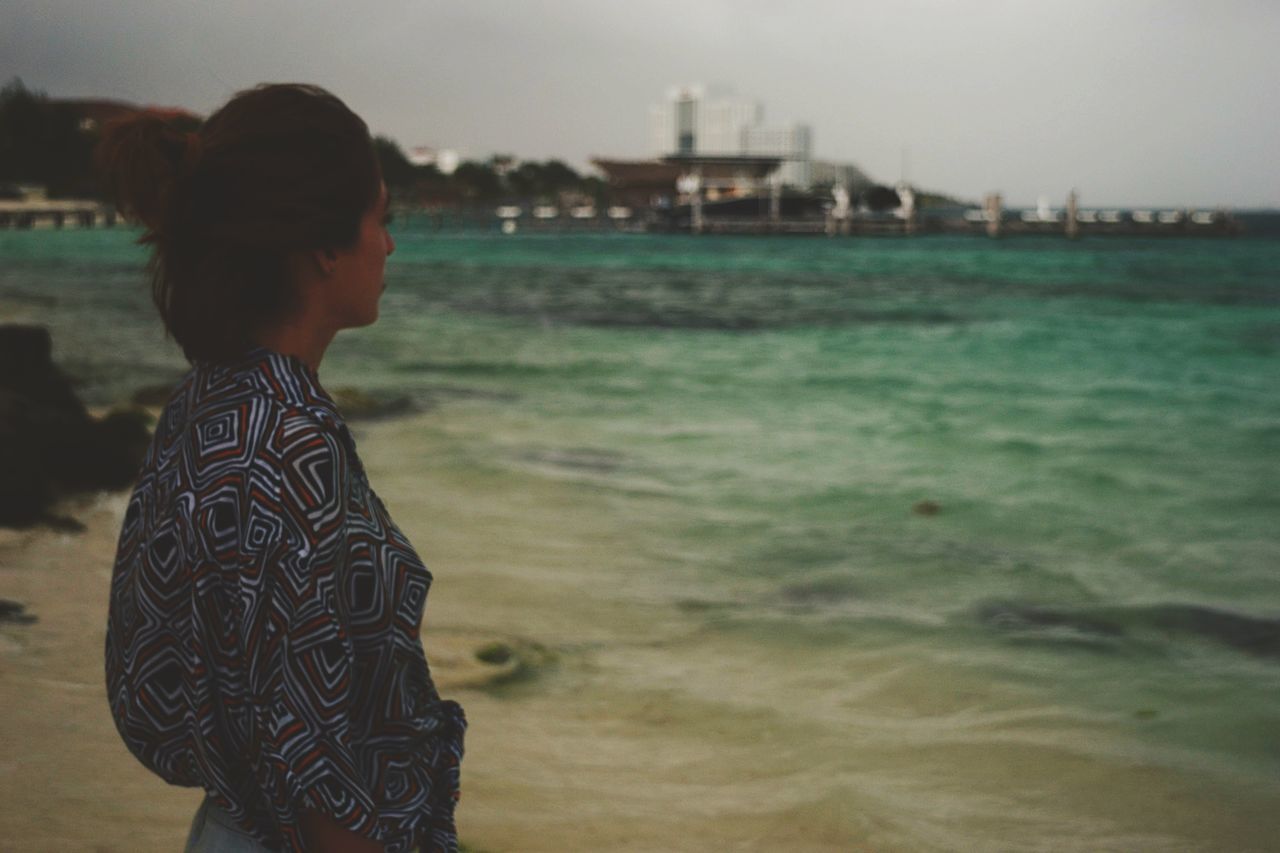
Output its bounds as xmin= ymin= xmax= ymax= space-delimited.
xmin=105 ymin=349 xmax=465 ymax=853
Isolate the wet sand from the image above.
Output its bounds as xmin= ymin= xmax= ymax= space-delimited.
xmin=0 ymin=416 xmax=874 ymax=852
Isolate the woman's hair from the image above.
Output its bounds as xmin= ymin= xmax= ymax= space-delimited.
xmin=97 ymin=83 xmax=382 ymax=362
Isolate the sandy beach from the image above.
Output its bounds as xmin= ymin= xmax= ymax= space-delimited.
xmin=0 ymin=411 xmax=881 ymax=853
xmin=6 ymin=407 xmax=1280 ymax=853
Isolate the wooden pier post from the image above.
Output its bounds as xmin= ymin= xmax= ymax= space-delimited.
xmin=899 ymin=183 xmax=917 ymax=236
xmin=984 ymin=193 xmax=1003 ymax=238
xmin=769 ymin=173 xmax=781 ymax=229
xmin=691 ymin=166 xmax=704 ymax=235
xmin=1065 ymin=189 xmax=1079 ymax=239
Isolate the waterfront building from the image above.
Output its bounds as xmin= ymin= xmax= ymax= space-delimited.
xmin=407 ymin=145 xmax=460 ymax=175
xmin=809 ymin=159 xmax=872 ymax=193
xmin=649 ymin=84 xmax=814 ymax=189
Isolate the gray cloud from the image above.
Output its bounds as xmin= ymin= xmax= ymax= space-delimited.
xmin=3 ymin=0 xmax=1276 ymax=206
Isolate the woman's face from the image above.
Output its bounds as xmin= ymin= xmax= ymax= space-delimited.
xmin=327 ymin=181 xmax=395 ymax=329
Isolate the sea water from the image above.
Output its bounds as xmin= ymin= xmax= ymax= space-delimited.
xmin=3 ymin=222 xmax=1279 ymax=850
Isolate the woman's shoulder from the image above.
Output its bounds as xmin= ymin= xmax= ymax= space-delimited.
xmin=185 ymin=349 xmax=348 ymax=438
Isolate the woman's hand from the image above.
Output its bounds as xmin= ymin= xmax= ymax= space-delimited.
xmin=298 ymin=808 xmax=385 ymax=853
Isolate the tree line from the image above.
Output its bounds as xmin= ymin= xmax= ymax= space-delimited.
xmin=373 ymin=138 xmax=606 ymax=207
xmin=0 ymin=79 xmax=101 ymax=198
xmin=0 ymin=78 xmax=606 ymax=207
xmin=2 ymin=78 xmax=939 ymax=211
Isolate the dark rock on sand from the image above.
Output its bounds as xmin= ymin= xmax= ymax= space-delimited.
xmin=779 ymin=575 xmax=861 ymax=608
xmin=0 ymin=326 xmax=83 ymax=413
xmin=1134 ymin=604 xmax=1280 ymax=660
xmin=912 ymin=500 xmax=942 ymax=516
xmin=976 ymin=600 xmax=1127 ymax=647
xmin=330 ymin=386 xmax=414 ymax=421
xmin=130 ymin=381 xmax=181 ymax=408
xmin=0 ymin=325 xmax=151 ymax=527
xmin=475 ymin=641 xmax=515 ymax=665
xmin=976 ymin=598 xmax=1280 ymax=661
xmin=0 ymin=599 xmax=37 ymax=625
xmin=472 ymin=638 xmax=554 ymax=687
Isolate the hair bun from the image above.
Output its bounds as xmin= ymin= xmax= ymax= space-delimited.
xmin=181 ymin=132 xmax=203 ymax=174
xmin=96 ymin=112 xmax=194 ymax=233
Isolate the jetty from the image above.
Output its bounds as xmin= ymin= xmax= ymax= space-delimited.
xmin=486 ymin=195 xmax=1242 ymax=238
xmin=583 ymin=158 xmax=1242 ymax=238
xmin=0 ymin=196 xmax=117 ymax=230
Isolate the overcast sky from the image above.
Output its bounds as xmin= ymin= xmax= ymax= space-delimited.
xmin=4 ymin=0 xmax=1277 ymax=207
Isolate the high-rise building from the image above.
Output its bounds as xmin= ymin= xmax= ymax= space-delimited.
xmin=649 ymin=85 xmax=813 ymax=188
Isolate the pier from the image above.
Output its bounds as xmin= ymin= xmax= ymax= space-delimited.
xmin=588 ymin=159 xmax=1243 ymax=238
xmin=0 ymin=199 xmax=118 ymax=230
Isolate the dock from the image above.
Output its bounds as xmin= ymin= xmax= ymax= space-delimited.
xmin=0 ymin=200 xmax=118 ymax=230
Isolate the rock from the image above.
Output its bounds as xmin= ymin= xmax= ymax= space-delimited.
xmin=130 ymin=381 xmax=180 ymax=407
xmin=0 ymin=325 xmax=84 ymax=414
xmin=470 ymin=638 xmax=553 ymax=686
xmin=912 ymin=500 xmax=942 ymax=516
xmin=0 ymin=390 xmax=58 ymax=525
xmin=779 ymin=576 xmax=860 ymax=607
xmin=475 ymin=641 xmax=515 ymax=665
xmin=0 ymin=599 xmax=37 ymax=625
xmin=330 ymin=386 xmax=413 ymax=421
xmin=1137 ymin=604 xmax=1280 ymax=660
xmin=976 ymin=600 xmax=1126 ymax=642
xmin=976 ymin=599 xmax=1280 ymax=661
xmin=42 ymin=514 xmax=86 ymax=533
xmin=0 ymin=325 xmax=151 ymax=527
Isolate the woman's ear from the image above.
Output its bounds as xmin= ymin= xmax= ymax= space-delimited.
xmin=314 ymin=248 xmax=339 ymax=276
xmin=286 ymin=249 xmax=334 ymax=287
xmin=297 ymin=248 xmax=338 ymax=278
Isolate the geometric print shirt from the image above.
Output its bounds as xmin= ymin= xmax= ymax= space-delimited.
xmin=105 ymin=348 xmax=465 ymax=853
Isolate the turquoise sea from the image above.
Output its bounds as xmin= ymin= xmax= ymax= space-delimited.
xmin=3 ymin=222 xmax=1279 ymax=850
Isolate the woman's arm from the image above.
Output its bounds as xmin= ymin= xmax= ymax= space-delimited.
xmin=299 ymin=808 xmax=384 ymax=853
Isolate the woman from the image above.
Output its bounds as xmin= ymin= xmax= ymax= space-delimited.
xmin=101 ymin=84 xmax=464 ymax=853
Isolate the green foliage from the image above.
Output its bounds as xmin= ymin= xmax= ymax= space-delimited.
xmin=0 ymin=78 xmax=608 ymax=207
xmin=0 ymin=78 xmax=97 ymax=197
xmin=451 ymin=160 xmax=504 ymax=200
xmin=372 ymin=135 xmax=416 ymax=189
xmin=507 ymin=159 xmax=581 ymax=200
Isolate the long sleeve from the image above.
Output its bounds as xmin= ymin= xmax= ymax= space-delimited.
xmin=106 ymin=350 xmax=463 ymax=853
xmin=249 ymin=409 xmax=464 ymax=853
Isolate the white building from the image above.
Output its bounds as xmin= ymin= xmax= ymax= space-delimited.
xmin=649 ymin=85 xmax=814 ymax=189
xmin=407 ymin=145 xmax=460 ymax=175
